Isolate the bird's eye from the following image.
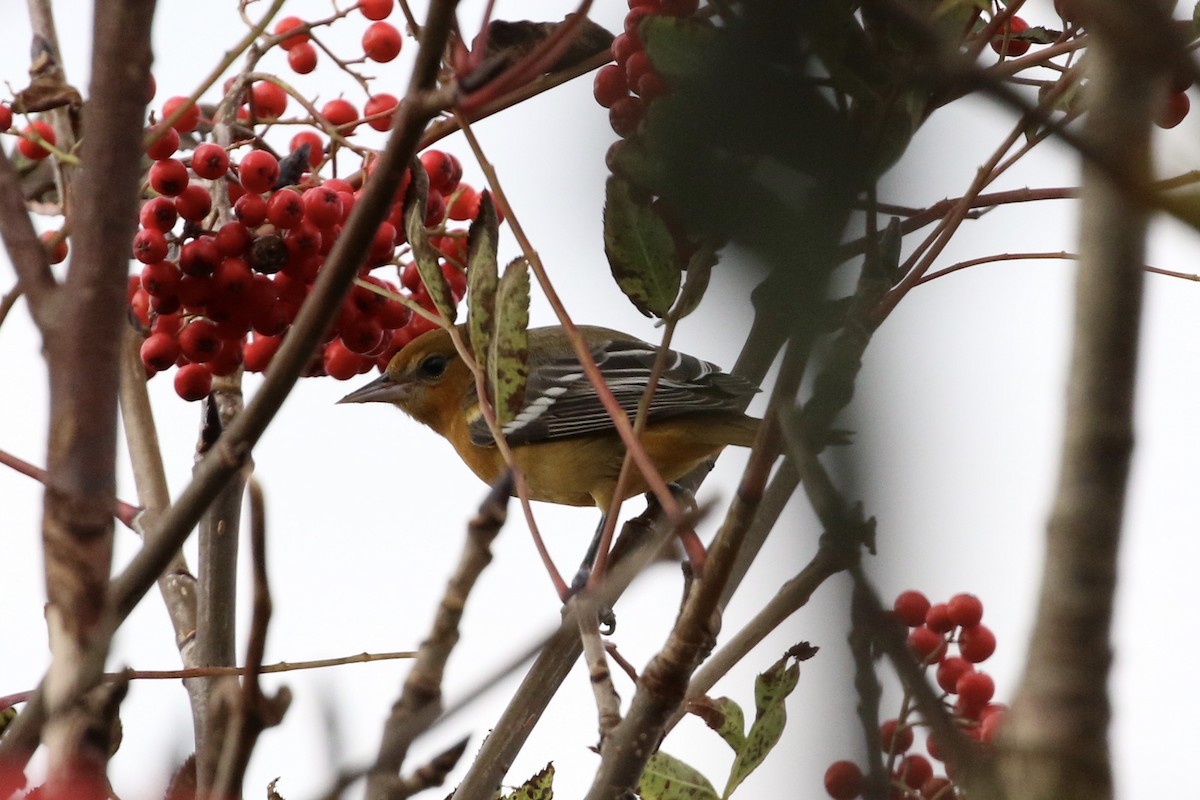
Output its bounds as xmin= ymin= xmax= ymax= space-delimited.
xmin=418 ymin=353 xmax=448 ymax=379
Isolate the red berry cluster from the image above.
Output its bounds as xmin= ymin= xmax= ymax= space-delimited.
xmin=593 ymin=0 xmax=698 ymax=138
xmin=101 ymin=0 xmax=498 ymax=401
xmin=129 ymin=87 xmax=481 ymax=400
xmin=823 ymin=590 xmax=1004 ymax=800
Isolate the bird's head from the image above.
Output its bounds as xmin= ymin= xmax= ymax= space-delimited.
xmin=337 ymin=326 xmax=471 ymax=433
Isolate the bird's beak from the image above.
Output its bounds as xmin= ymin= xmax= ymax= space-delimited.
xmin=337 ymin=373 xmax=409 ymax=405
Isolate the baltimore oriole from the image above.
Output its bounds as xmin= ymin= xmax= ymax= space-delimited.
xmin=339 ymin=325 xmax=760 ymax=513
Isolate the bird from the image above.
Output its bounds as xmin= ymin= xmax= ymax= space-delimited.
xmin=338 ymin=324 xmax=761 ymax=517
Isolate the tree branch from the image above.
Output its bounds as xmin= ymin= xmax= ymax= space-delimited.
xmin=37 ymin=1 xmax=156 ymax=793
xmin=999 ymin=3 xmax=1157 ymax=797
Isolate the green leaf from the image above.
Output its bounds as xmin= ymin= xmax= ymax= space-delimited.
xmin=499 ymin=763 xmax=554 ymax=800
xmin=686 ymin=695 xmax=746 ymax=754
xmin=639 ymin=15 xmax=718 ymax=84
xmin=637 ymin=751 xmax=719 ymax=800
xmin=722 ymin=654 xmax=801 ymax=798
xmin=467 ymin=190 xmax=500 ymax=377
xmin=489 ymin=257 xmax=530 ymax=426
xmin=404 ymin=158 xmax=457 ymax=323
xmin=603 ymin=176 xmax=680 ymax=318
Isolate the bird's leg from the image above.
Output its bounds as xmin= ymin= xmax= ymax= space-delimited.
xmin=565 ymin=515 xmax=618 ymax=634
xmin=668 ymin=483 xmax=708 ymax=579
xmin=570 ymin=513 xmax=608 ymax=595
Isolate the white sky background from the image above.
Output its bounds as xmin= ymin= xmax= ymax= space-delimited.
xmin=1 ymin=1 xmax=1198 ymax=798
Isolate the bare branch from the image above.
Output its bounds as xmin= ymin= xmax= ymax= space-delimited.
xmin=999 ymin=3 xmax=1158 ymax=797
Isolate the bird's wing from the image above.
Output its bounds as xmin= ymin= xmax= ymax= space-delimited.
xmin=468 ymin=336 xmax=758 ymax=447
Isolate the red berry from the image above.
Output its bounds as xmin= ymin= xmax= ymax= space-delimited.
xmin=151 ymin=312 xmax=183 ymax=337
xmin=324 ymin=178 xmax=355 ymax=195
xmin=191 ymin=143 xmax=230 ymax=180
xmin=624 ymin=51 xmax=654 ymax=90
xmin=624 ymin=7 xmax=653 ymax=36
xmin=285 ymin=222 xmax=322 ymax=263
xmin=609 ymin=95 xmax=644 ymax=137
xmin=1156 ymin=91 xmax=1191 ymax=129
xmin=267 ymin=189 xmax=305 ymax=229
xmin=150 ymin=158 xmax=189 ymax=196
xmin=448 ymin=185 xmax=481 ymax=221
xmin=898 ymin=755 xmax=933 ymax=791
xmin=150 ymin=293 xmax=182 ymax=315
xmin=611 ymin=33 xmax=640 ymax=67
xmin=129 ymin=286 xmax=151 ymax=328
xmin=880 ymin=719 xmax=913 ymax=754
xmin=323 ymin=339 xmax=367 ymax=379
xmin=252 ymin=303 xmax=290 ymax=339
xmin=178 ymin=318 xmax=223 ymax=363
xmin=420 ymin=150 xmax=462 ymax=194
xmin=288 ymin=42 xmax=318 ymax=74
xmin=340 ymin=315 xmax=385 ymax=354
xmin=145 ymin=124 xmax=180 ymax=160
xmin=979 ymin=704 xmax=1007 ymax=744
xmin=593 ymin=64 xmax=629 ymax=108
xmin=213 ymin=256 xmax=253 ymax=296
xmin=925 ymin=733 xmax=944 ymax=763
xmin=823 ymin=761 xmax=863 ymax=800
xmin=140 ymin=260 xmax=182 ymax=297
xmin=162 ymin=96 xmax=201 ymax=132
xmin=251 ymin=81 xmax=288 ymax=119
xmin=990 ymin=15 xmax=1030 ymax=57
xmin=893 ymin=590 xmax=931 ymax=628
xmin=139 ymin=196 xmax=178 ymax=232
xmin=363 ymin=21 xmax=403 ymax=62
xmin=434 ymin=235 xmax=468 ymax=265
xmin=321 ymin=98 xmax=359 ymax=132
xmin=174 ymin=184 xmax=213 ymax=221
xmin=178 ymin=274 xmax=215 ymax=310
xmin=935 ymin=657 xmax=974 ymax=694
xmin=290 ymin=131 xmax=325 ymax=166
xmin=18 ymin=121 xmax=56 ymax=160
xmin=947 ymin=594 xmax=984 ymax=628
xmin=423 ymin=189 xmax=447 ymax=227
xmin=239 ymin=150 xmax=280 ymax=193
xmin=925 ymin=603 xmax=954 ymax=633
xmin=400 ymin=262 xmax=421 ymax=292
xmin=174 ymin=363 xmax=213 ymax=401
xmin=141 ymin=332 xmax=181 ymax=371
xmin=302 ymin=186 xmax=343 ymax=228
xmin=955 ymin=671 xmax=995 ymax=712
xmin=132 ymin=228 xmax=169 ymax=263
xmin=368 ymin=221 xmax=397 ymax=265
xmin=179 ymin=237 xmax=220 ymax=277
xmin=907 ymin=626 xmax=946 ymax=663
xmin=378 ymin=296 xmax=411 ymax=329
xmin=364 ymin=93 xmax=399 ymax=131
xmin=235 ymin=192 xmax=269 ymax=226
xmin=0 ymin=104 xmax=12 ymax=132
xmin=274 ymin=16 xmax=310 ymax=50
xmin=636 ymin=70 xmax=671 ymax=100
xmin=958 ymin=624 xmax=997 ymax=663
xmin=215 ymin=221 xmax=252 ymax=256
xmin=358 ymin=0 xmax=393 ymax=20
xmin=210 ymin=338 xmax=244 ymax=376
xmin=244 ymin=334 xmax=282 ymax=372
